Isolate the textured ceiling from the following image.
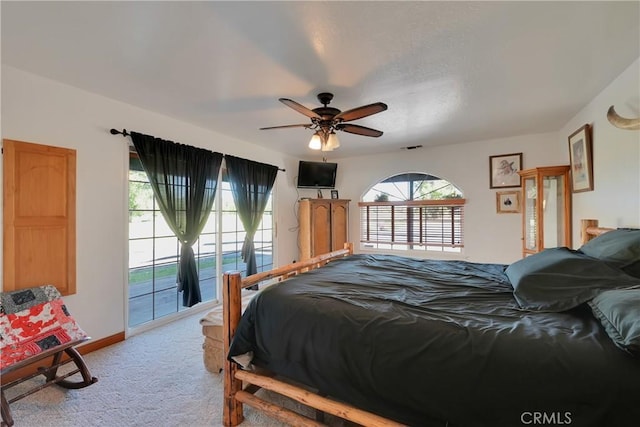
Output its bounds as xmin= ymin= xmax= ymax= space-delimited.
xmin=2 ymin=1 xmax=639 ymax=159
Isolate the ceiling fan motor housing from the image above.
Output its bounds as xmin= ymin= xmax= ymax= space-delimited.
xmin=313 ymin=93 xmax=341 ymax=120
xmin=313 ymin=106 xmax=341 ymax=119
xmin=317 ymin=92 xmax=334 ymax=105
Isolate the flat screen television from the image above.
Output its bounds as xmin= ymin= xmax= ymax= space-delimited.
xmin=296 ymin=160 xmax=337 ymax=189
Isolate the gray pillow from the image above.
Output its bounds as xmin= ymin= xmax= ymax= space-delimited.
xmin=0 ymin=284 xmax=61 ymax=315
xmin=505 ymin=247 xmax=640 ymax=312
xmin=589 ymin=289 xmax=640 ymax=357
xmin=578 ymin=229 xmax=640 ymax=277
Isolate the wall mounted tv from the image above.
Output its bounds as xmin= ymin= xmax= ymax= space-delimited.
xmin=296 ymin=160 xmax=338 ymax=189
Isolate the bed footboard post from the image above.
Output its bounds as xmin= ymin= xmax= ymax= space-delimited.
xmin=581 ymin=219 xmax=598 ymax=244
xmin=223 ymin=271 xmax=244 ymax=426
xmin=344 ymin=242 xmax=354 ymax=254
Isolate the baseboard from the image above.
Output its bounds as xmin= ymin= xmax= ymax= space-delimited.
xmin=78 ymin=331 xmax=125 ymax=354
xmin=1 ymin=331 xmax=125 ymax=384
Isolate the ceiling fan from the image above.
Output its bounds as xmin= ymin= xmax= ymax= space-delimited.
xmin=260 ymin=92 xmax=388 ymax=151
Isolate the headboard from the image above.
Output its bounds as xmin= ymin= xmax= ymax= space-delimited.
xmin=581 ymin=219 xmax=614 ymax=244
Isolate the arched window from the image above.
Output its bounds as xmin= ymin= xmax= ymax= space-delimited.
xmin=359 ymin=173 xmax=465 ymax=253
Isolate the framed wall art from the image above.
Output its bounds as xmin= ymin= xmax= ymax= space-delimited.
xmin=568 ymin=124 xmax=593 ymax=193
xmin=496 ymin=191 xmax=520 ymax=214
xmin=489 ymin=153 xmax=522 ymax=188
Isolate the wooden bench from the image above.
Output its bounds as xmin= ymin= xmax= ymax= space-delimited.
xmin=201 ymin=308 xmax=226 ymax=374
xmin=200 ymin=289 xmax=259 ymax=374
xmin=0 ymin=286 xmax=97 ymax=427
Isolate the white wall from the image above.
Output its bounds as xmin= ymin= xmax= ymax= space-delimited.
xmin=559 ymin=58 xmax=640 ymax=245
xmin=334 ymin=132 xmax=564 ymax=265
xmin=1 ymin=65 xmax=301 ymax=341
xmin=334 ymin=58 xmax=639 ymax=264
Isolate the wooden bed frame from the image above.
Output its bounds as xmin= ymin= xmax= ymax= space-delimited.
xmin=581 ymin=219 xmax=614 ymax=244
xmin=222 ymin=219 xmax=614 ymax=427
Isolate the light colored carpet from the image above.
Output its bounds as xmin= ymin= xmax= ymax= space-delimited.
xmin=4 ymin=308 xmax=345 ymax=427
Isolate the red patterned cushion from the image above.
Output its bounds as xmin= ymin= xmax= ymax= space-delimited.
xmin=0 ymin=299 xmax=88 ymax=370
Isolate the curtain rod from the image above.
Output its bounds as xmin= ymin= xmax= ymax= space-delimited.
xmin=109 ymin=128 xmax=285 ymax=172
xmin=110 ymin=128 xmax=130 ymax=137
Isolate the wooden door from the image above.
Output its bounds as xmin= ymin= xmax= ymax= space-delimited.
xmin=311 ymin=201 xmax=331 ymax=256
xmin=330 ymin=201 xmax=349 ymax=251
xmin=3 ymin=139 xmax=76 ymax=295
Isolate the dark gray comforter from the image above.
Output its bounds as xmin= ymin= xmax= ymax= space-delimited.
xmin=228 ymin=254 xmax=640 ymax=426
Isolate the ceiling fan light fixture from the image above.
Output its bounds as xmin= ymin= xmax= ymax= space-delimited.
xmin=325 ymin=130 xmax=340 ymax=150
xmin=262 ymin=92 xmax=387 ymax=151
xmin=308 ymin=132 xmax=322 ymax=150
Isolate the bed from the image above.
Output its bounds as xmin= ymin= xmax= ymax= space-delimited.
xmin=222 ymin=220 xmax=640 ymax=427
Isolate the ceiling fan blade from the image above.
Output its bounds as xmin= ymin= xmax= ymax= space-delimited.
xmin=279 ymin=98 xmax=321 ymax=119
xmin=334 ymin=102 xmax=388 ymax=122
xmin=336 ymin=123 xmax=384 ymax=137
xmin=260 ymin=124 xmax=311 ymax=130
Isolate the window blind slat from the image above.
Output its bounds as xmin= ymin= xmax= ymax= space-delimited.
xmin=360 ymin=202 xmax=463 ymax=249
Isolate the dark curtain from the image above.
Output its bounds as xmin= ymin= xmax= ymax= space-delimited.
xmin=131 ymin=132 xmax=223 ymax=307
xmin=224 ymin=155 xmax=278 ymax=276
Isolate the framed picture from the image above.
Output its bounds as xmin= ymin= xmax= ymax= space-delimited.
xmin=489 ymin=153 xmax=522 ymax=188
xmin=568 ymin=124 xmax=593 ymax=193
xmin=330 ymin=190 xmax=339 ymax=199
xmin=496 ymin=191 xmax=520 ymax=214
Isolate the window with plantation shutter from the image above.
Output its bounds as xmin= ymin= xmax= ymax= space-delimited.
xmin=359 ymin=173 xmax=464 ymax=253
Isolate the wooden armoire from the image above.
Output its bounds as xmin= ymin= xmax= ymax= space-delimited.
xmin=298 ymin=198 xmax=349 ymax=260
